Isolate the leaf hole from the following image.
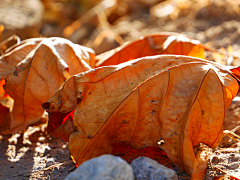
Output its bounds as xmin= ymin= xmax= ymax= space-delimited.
xmin=77 ymin=97 xmax=82 ymax=104
xmin=42 ymin=102 xmax=50 ymax=110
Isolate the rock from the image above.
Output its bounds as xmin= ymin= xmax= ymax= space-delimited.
xmin=65 ymin=154 xmax=134 ymax=180
xmin=131 ymin=156 xmax=178 ymax=180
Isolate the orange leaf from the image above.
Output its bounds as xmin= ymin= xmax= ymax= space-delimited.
xmin=0 ymin=37 xmax=94 ymax=135
xmin=0 ymin=79 xmax=8 ymax=98
xmin=0 ymin=79 xmax=13 ymax=132
xmin=162 ymin=34 xmax=206 ymax=59
xmin=43 ymin=55 xmax=239 ymax=179
xmin=95 ymin=33 xmax=205 ymax=67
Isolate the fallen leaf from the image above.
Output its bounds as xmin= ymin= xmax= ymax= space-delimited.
xmin=95 ymin=33 xmax=205 ymax=67
xmin=0 ymin=37 xmax=94 ymax=134
xmin=43 ymin=55 xmax=239 ymax=179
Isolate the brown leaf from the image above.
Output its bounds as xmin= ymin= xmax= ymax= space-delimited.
xmin=43 ymin=55 xmax=239 ymax=179
xmin=95 ymin=33 xmax=205 ymax=67
xmin=0 ymin=37 xmax=94 ymax=134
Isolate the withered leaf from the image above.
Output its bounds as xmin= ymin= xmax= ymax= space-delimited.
xmin=43 ymin=55 xmax=239 ymax=179
xmin=95 ymin=33 xmax=205 ymax=67
xmin=0 ymin=37 xmax=94 ymax=134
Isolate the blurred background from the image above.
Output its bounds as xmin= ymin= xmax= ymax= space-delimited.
xmin=1 ymin=0 xmax=240 ymax=55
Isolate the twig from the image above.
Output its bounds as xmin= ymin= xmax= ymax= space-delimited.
xmin=213 ymin=166 xmax=240 ymax=180
xmin=223 ymin=130 xmax=240 ymax=143
xmin=0 ymin=34 xmax=20 ymax=48
xmin=162 ymin=160 xmax=172 ymax=166
xmin=25 ymin=160 xmax=74 ymax=177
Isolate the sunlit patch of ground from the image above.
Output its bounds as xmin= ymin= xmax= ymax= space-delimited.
xmin=0 ymin=124 xmax=75 ymax=180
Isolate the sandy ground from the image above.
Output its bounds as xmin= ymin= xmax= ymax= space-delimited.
xmin=0 ymin=124 xmax=76 ymax=180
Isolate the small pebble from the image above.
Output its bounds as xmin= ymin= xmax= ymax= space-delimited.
xmin=131 ymin=156 xmax=178 ymax=180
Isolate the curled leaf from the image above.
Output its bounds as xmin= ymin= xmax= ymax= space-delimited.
xmin=44 ymin=55 xmax=239 ymax=179
xmin=0 ymin=37 xmax=94 ymax=134
xmin=0 ymin=38 xmax=44 ymax=78
xmin=96 ymin=33 xmax=205 ymax=67
xmin=162 ymin=34 xmax=205 ymax=59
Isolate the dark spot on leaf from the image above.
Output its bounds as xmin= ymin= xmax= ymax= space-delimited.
xmin=151 ymin=110 xmax=156 ymax=116
xmin=122 ymin=120 xmax=129 ymax=124
xmin=13 ymin=68 xmax=19 ymax=76
xmin=150 ymin=100 xmax=155 ymax=103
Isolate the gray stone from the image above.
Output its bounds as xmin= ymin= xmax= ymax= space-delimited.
xmin=131 ymin=157 xmax=178 ymax=180
xmin=65 ymin=155 xmax=134 ymax=180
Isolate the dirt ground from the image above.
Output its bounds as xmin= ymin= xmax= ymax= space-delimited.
xmin=2 ymin=0 xmax=240 ymax=179
xmin=0 ymin=124 xmax=75 ymax=180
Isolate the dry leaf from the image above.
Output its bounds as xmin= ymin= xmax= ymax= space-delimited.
xmin=0 ymin=37 xmax=41 ymax=132
xmin=162 ymin=34 xmax=205 ymax=59
xmin=95 ymin=33 xmax=205 ymax=67
xmin=43 ymin=55 xmax=239 ymax=179
xmin=0 ymin=37 xmax=94 ymax=134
